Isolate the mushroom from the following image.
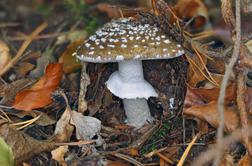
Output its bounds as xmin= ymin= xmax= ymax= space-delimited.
xmin=74 ymin=17 xmax=184 ymax=128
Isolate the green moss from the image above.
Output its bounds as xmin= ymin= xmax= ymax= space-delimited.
xmin=140 ymin=120 xmax=171 ymax=154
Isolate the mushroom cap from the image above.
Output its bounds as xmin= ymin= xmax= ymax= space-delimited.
xmin=74 ymin=17 xmax=184 ymax=62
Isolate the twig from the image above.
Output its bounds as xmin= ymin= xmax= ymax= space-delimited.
xmin=0 ymin=108 xmax=11 ymax=122
xmin=0 ymin=105 xmax=13 ymax=109
xmin=55 ymin=140 xmax=95 ymax=146
xmin=0 ymin=77 xmax=7 ymax=85
xmin=156 ymin=152 xmax=174 ymax=165
xmin=0 ymin=22 xmax=20 ymax=28
xmin=0 ymin=22 xmax=48 ymax=76
xmin=177 ymin=134 xmax=199 ymax=166
xmin=214 ymin=0 xmax=241 ymax=165
xmin=111 ymin=152 xmax=144 ymax=166
xmin=145 ymin=147 xmax=168 ymax=158
xmin=78 ymin=62 xmax=90 ymax=113
xmin=10 ymin=114 xmax=41 ymax=130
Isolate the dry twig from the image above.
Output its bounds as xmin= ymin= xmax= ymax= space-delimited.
xmin=0 ymin=22 xmax=48 ymax=76
xmin=177 ymin=134 xmax=199 ymax=166
xmin=111 ymin=152 xmax=144 ymax=166
xmin=214 ymin=0 xmax=241 ymax=165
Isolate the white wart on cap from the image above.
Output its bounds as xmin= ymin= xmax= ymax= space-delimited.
xmin=74 ymin=17 xmax=184 ymax=62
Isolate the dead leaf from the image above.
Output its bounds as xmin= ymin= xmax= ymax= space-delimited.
xmin=54 ymin=106 xmax=74 ymax=143
xmin=0 ymin=124 xmax=55 ymax=165
xmin=70 ymin=112 xmax=101 ymax=140
xmin=128 ymin=148 xmax=139 ymax=157
xmin=187 ymin=52 xmax=207 ymax=87
xmin=51 ymin=146 xmax=68 ymax=166
xmin=15 ymin=62 xmax=35 ymax=78
xmin=203 ymin=73 xmax=224 ymax=88
xmin=184 ymin=83 xmax=236 ymax=108
xmin=12 ymin=63 xmax=63 ymax=111
xmin=0 ymin=78 xmax=34 ymax=105
xmin=33 ymin=111 xmax=56 ymax=126
xmin=58 ymin=40 xmax=83 ymax=73
xmin=173 ymin=0 xmax=208 ymax=30
xmin=22 ymin=162 xmax=31 ymax=166
xmin=238 ymin=154 xmax=252 ymax=166
xmin=97 ymin=3 xmax=121 ymax=18
xmin=219 ymin=154 xmax=234 ymax=166
xmin=183 ymin=101 xmax=240 ymax=132
xmin=0 ymin=41 xmax=10 ymax=69
xmin=207 ymin=58 xmax=226 ymax=75
xmin=246 ymin=39 xmax=252 ymax=55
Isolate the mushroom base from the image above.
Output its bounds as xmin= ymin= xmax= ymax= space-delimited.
xmin=123 ymin=98 xmax=153 ymax=128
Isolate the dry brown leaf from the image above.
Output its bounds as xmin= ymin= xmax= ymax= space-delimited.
xmin=207 ymin=58 xmax=226 ymax=75
xmin=0 ymin=41 xmax=10 ymax=69
xmin=246 ymin=39 xmax=252 ymax=55
xmin=0 ymin=78 xmax=34 ymax=104
xmin=203 ymin=73 xmax=224 ymax=88
xmin=187 ymin=52 xmax=207 ymax=87
xmin=51 ymin=146 xmax=68 ymax=166
xmin=12 ymin=63 xmax=63 ymax=111
xmin=15 ymin=62 xmax=35 ymax=78
xmin=219 ymin=154 xmax=234 ymax=166
xmin=173 ymin=0 xmax=208 ymax=30
xmin=22 ymin=162 xmax=31 ymax=166
xmin=97 ymin=3 xmax=121 ymax=18
xmin=33 ymin=111 xmax=56 ymax=126
xmin=185 ymin=83 xmax=236 ymax=108
xmin=54 ymin=106 xmax=74 ymax=143
xmin=238 ymin=154 xmax=252 ymax=166
xmin=58 ymin=40 xmax=83 ymax=73
xmin=183 ymin=101 xmax=240 ymax=132
xmin=128 ymin=148 xmax=139 ymax=157
xmin=0 ymin=124 xmax=55 ymax=165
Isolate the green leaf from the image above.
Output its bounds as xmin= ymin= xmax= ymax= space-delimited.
xmin=0 ymin=137 xmax=14 ymax=166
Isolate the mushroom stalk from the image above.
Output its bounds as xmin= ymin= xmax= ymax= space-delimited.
xmin=107 ymin=60 xmax=156 ymax=128
xmin=118 ymin=60 xmax=144 ymax=82
xmin=123 ymin=98 xmax=152 ymax=128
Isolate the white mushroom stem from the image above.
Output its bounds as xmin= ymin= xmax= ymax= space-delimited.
xmin=106 ymin=60 xmax=157 ymax=128
xmin=119 ymin=60 xmax=153 ymax=128
xmin=123 ymin=98 xmax=152 ymax=128
xmin=118 ymin=60 xmax=144 ymax=83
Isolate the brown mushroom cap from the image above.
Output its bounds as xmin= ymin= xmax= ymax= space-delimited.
xmin=74 ymin=17 xmax=184 ymax=63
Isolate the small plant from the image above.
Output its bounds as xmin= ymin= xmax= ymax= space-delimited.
xmin=141 ymin=121 xmax=172 ymax=154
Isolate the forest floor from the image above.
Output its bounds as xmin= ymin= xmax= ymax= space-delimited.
xmin=0 ymin=0 xmax=252 ymax=166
